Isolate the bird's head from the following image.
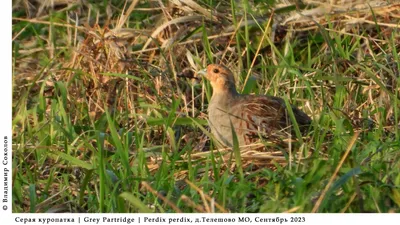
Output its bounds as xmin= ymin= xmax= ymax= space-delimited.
xmin=197 ymin=64 xmax=237 ymax=94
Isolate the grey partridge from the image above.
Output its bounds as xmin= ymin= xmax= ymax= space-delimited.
xmin=198 ymin=64 xmax=311 ymax=148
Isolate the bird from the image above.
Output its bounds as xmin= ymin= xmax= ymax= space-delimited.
xmin=197 ymin=64 xmax=312 ymax=148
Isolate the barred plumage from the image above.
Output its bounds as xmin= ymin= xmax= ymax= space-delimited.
xmin=198 ymin=64 xmax=311 ymax=148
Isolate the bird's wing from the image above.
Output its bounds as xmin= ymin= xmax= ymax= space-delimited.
xmin=230 ymin=95 xmax=311 ymax=142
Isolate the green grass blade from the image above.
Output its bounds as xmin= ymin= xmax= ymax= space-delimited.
xmin=52 ymin=151 xmax=93 ymax=170
xmin=119 ymin=192 xmax=152 ymax=213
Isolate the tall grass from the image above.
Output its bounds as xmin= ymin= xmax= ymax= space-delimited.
xmin=12 ymin=0 xmax=400 ymax=213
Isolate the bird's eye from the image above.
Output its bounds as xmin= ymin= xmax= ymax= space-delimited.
xmin=213 ymin=68 xmax=219 ymax=73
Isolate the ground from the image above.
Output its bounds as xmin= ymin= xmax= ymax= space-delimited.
xmin=12 ymin=0 xmax=400 ymax=213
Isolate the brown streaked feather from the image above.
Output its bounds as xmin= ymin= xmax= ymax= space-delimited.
xmin=231 ymin=95 xmax=311 ymax=145
xmin=200 ymin=64 xmax=312 ymax=148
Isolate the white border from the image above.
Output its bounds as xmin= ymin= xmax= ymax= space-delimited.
xmin=2 ymin=0 xmax=12 ymax=219
xmin=4 ymin=1 xmax=400 ymax=225
xmin=7 ymin=213 xmax=400 ymax=224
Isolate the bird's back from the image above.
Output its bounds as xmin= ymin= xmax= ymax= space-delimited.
xmin=224 ymin=94 xmax=311 ymax=146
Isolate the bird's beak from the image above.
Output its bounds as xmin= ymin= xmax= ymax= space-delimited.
xmin=197 ymin=68 xmax=207 ymax=76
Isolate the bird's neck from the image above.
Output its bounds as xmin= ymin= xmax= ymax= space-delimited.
xmin=210 ymin=85 xmax=239 ymax=105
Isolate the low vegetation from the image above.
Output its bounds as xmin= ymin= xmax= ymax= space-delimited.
xmin=12 ymin=0 xmax=400 ymax=213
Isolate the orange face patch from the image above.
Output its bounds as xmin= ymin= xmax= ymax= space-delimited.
xmin=204 ymin=64 xmax=236 ymax=93
xmin=206 ymin=64 xmax=231 ymax=81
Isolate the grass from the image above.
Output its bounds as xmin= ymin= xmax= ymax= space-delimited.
xmin=12 ymin=0 xmax=400 ymax=213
